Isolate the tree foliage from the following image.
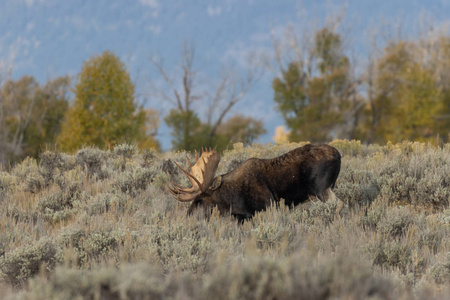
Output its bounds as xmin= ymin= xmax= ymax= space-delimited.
xmin=0 ymin=75 xmax=70 ymax=165
xmin=432 ymin=37 xmax=450 ymax=141
xmin=362 ymin=39 xmax=448 ymax=143
xmin=273 ymin=28 xmax=355 ymax=143
xmin=215 ymin=115 xmax=267 ymax=149
xmin=164 ymin=109 xmax=207 ymax=151
xmin=57 ymin=51 xmax=159 ymax=151
xmin=164 ymin=110 xmax=265 ymax=151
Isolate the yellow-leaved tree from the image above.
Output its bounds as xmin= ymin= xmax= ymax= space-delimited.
xmin=57 ymin=51 xmax=159 ymax=151
xmin=363 ymin=40 xmax=445 ymax=144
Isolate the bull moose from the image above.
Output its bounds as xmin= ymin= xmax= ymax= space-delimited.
xmin=169 ymin=144 xmax=343 ymax=221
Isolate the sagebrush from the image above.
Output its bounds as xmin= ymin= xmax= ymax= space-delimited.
xmin=0 ymin=140 xmax=449 ymax=299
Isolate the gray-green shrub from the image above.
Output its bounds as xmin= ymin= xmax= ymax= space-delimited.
xmin=0 ymin=140 xmax=449 ymax=299
xmin=0 ymin=238 xmax=62 ymax=287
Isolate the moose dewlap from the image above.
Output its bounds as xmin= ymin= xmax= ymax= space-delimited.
xmin=169 ymin=144 xmax=343 ymax=221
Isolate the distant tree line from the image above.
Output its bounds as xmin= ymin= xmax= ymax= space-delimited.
xmin=0 ymin=51 xmax=160 ymax=166
xmin=272 ymin=20 xmax=450 ymax=144
xmin=1 ymin=16 xmax=450 ymax=166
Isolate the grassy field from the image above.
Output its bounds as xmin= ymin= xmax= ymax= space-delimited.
xmin=0 ymin=140 xmax=449 ymax=299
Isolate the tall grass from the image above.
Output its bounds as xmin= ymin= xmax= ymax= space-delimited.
xmin=0 ymin=140 xmax=449 ymax=299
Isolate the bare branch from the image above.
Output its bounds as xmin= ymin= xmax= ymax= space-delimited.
xmin=271 ymin=27 xmax=286 ymax=75
xmin=181 ymin=43 xmax=195 ymax=111
xmin=149 ymin=55 xmax=183 ymax=110
xmin=149 ymin=42 xmax=203 ymax=114
xmin=150 ymin=40 xmax=262 ymax=150
xmin=209 ymin=59 xmax=261 ymax=137
xmin=207 ymin=76 xmax=227 ymax=125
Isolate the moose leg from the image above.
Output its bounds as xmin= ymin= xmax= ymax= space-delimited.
xmin=336 ymin=197 xmax=344 ymax=217
xmin=321 ymin=188 xmax=344 ymax=217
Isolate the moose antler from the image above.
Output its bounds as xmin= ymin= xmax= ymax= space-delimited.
xmin=169 ymin=148 xmax=220 ymax=202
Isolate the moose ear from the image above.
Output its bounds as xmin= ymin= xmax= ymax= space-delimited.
xmin=210 ymin=176 xmax=222 ymax=191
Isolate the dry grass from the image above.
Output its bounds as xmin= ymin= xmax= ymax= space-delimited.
xmin=0 ymin=140 xmax=449 ymax=299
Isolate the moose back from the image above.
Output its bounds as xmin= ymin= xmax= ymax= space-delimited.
xmin=169 ymin=144 xmax=343 ymax=221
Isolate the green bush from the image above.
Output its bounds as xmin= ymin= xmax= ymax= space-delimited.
xmin=11 ymin=157 xmax=45 ymax=193
xmin=368 ymin=238 xmax=412 ymax=272
xmin=428 ymin=253 xmax=450 ymax=285
xmin=38 ymin=151 xmax=66 ymax=186
xmin=0 ymin=172 xmax=14 ymax=200
xmin=359 ymin=200 xmax=387 ymax=230
xmin=113 ymin=166 xmax=155 ymax=195
xmin=377 ymin=206 xmax=415 ymax=238
xmin=60 ymin=228 xmax=122 ymax=268
xmin=0 ymin=238 xmax=62 ymax=287
xmin=376 ymin=151 xmax=450 ymax=207
xmin=75 ymin=148 xmax=106 ymax=179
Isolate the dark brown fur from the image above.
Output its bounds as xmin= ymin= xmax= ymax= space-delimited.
xmin=186 ymin=144 xmax=342 ymax=221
